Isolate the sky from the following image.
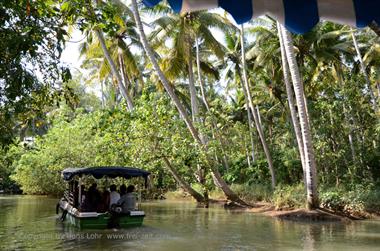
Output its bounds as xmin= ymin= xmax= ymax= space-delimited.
xmin=60 ymin=5 xmax=241 ymax=71
xmin=59 ymin=5 xmax=243 ymax=98
xmin=61 ymin=29 xmax=85 ymax=75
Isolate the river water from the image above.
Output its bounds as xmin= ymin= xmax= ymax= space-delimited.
xmin=0 ymin=195 xmax=379 ymax=251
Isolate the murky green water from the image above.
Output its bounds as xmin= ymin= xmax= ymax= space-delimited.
xmin=1 ymin=195 xmax=380 ymax=251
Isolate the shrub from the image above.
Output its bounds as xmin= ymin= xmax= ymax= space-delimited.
xmin=272 ymin=183 xmax=305 ymax=210
xmin=231 ymin=183 xmax=272 ymax=203
xmin=320 ymin=184 xmax=380 ymax=216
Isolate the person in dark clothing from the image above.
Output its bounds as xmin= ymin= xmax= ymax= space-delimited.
xmin=98 ymin=189 xmax=110 ymax=212
xmin=87 ymin=183 xmax=101 ymax=212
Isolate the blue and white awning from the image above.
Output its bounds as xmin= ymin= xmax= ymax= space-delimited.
xmin=143 ymin=0 xmax=380 ymax=34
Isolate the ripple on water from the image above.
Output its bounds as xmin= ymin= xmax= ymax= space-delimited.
xmin=1 ymin=196 xmax=380 ymax=251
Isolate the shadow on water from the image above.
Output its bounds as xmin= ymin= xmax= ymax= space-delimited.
xmin=1 ymin=196 xmax=380 ymax=251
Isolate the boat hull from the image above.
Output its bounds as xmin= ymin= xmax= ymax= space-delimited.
xmin=58 ymin=200 xmax=145 ymax=229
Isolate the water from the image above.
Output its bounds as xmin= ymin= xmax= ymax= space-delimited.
xmin=0 ymin=195 xmax=379 ymax=251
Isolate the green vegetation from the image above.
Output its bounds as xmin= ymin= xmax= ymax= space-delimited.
xmin=1 ymin=1 xmax=379 ymax=216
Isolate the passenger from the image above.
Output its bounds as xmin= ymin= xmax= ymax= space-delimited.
xmin=98 ymin=189 xmax=110 ymax=212
xmin=80 ymin=185 xmax=87 ymax=204
xmin=87 ymin=183 xmax=101 ymax=211
xmin=109 ymin=184 xmax=120 ymax=209
xmin=117 ymin=185 xmax=136 ymax=213
xmin=79 ymin=185 xmax=90 ymax=211
xmin=73 ymin=181 xmax=79 ymax=207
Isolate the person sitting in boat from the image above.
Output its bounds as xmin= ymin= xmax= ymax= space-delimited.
xmin=97 ymin=188 xmax=110 ymax=213
xmin=73 ymin=181 xmax=79 ymax=208
xmin=87 ymin=183 xmax=101 ymax=212
xmin=117 ymin=185 xmax=136 ymax=213
xmin=109 ymin=184 xmax=120 ymax=209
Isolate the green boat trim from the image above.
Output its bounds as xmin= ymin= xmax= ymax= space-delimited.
xmin=58 ymin=200 xmax=145 ymax=229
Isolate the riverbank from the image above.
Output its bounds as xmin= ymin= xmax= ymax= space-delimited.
xmin=216 ymin=200 xmax=380 ymax=222
xmin=165 ymin=187 xmax=380 ymax=222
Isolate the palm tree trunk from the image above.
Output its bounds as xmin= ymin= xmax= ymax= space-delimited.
xmin=195 ymin=38 xmax=210 ymax=111
xmin=94 ymin=29 xmax=134 ymax=111
xmin=189 ymin=42 xmax=209 ymax=199
xmin=130 ymin=0 xmax=248 ymax=206
xmin=343 ymin=104 xmax=357 ymax=163
xmin=130 ymin=0 xmax=199 ymax=142
xmin=280 ymin=25 xmax=319 ymax=210
xmin=237 ymin=70 xmax=256 ymax=163
xmin=246 ymin=107 xmax=256 ymax=162
xmin=162 ymin=157 xmax=205 ymax=203
xmin=188 ymin=45 xmax=200 ymax=123
xmin=240 ymin=24 xmax=276 ymax=189
xmin=118 ymin=53 xmax=134 ymax=110
xmin=195 ymin=38 xmax=231 ymax=169
xmin=351 ymin=30 xmax=378 ymax=112
xmin=277 ymin=22 xmax=306 ymax=179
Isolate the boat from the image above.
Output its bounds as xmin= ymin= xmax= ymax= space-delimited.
xmin=57 ymin=166 xmax=150 ymax=229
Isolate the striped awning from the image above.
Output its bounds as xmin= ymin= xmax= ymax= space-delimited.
xmin=142 ymin=0 xmax=380 ymax=34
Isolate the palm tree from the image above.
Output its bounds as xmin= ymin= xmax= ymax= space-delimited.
xmin=85 ymin=0 xmax=149 ymax=111
xmin=279 ymin=24 xmax=319 ymax=209
xmin=129 ymin=0 xmax=248 ymax=206
xmin=277 ymin=22 xmax=306 ymax=180
xmin=222 ymin=29 xmax=256 ymax=165
xmin=351 ymin=29 xmax=378 ymax=112
xmin=95 ymin=30 xmax=134 ymax=110
xmin=149 ymin=8 xmax=230 ymax=122
xmin=162 ymin=157 xmax=205 ymax=202
xmin=240 ymin=24 xmax=276 ymax=189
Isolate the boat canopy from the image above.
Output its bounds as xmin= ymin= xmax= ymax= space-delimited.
xmin=61 ymin=166 xmax=150 ymax=182
xmin=142 ymin=0 xmax=380 ymax=34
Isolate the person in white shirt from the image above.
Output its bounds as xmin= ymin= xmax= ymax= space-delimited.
xmin=117 ymin=185 xmax=136 ymax=213
xmin=109 ymin=184 xmax=120 ymax=209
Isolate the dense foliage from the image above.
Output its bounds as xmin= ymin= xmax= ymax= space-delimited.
xmin=0 ymin=0 xmax=72 ymax=146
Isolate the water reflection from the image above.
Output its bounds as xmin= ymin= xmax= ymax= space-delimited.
xmin=1 ymin=196 xmax=380 ymax=251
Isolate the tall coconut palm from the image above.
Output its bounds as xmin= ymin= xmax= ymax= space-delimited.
xmin=149 ymin=7 xmax=230 ymax=122
xmin=351 ymin=29 xmax=378 ymax=112
xmin=86 ymin=0 xmax=134 ymax=110
xmin=87 ymin=0 xmax=150 ymax=110
xmin=240 ymin=24 xmax=276 ymax=189
xmin=162 ymin=157 xmax=205 ymax=202
xmin=129 ymin=0 xmax=248 ymax=206
xmin=277 ymin=22 xmax=306 ymax=181
xmin=150 ymin=6 xmax=239 ymax=194
xmin=95 ymin=30 xmax=134 ymax=110
xmin=222 ymin=29 xmax=256 ymax=164
xmin=279 ymin=25 xmax=319 ymax=209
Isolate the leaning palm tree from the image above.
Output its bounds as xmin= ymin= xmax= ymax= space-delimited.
xmin=85 ymin=0 xmax=140 ymax=111
xmin=279 ymin=24 xmax=319 ymax=209
xmin=240 ymin=24 xmax=276 ymax=189
xmin=149 ymin=6 xmax=230 ymax=122
xmin=222 ymin=29 xmax=256 ymax=165
xmin=129 ymin=0 xmax=248 ymax=206
xmin=150 ymin=7 xmax=236 ymax=186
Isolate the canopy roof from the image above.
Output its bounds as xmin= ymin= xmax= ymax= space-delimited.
xmin=143 ymin=0 xmax=380 ymax=34
xmin=61 ymin=166 xmax=150 ymax=181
